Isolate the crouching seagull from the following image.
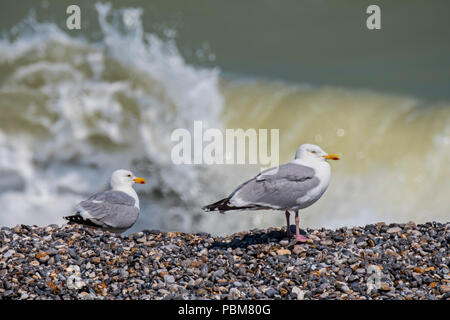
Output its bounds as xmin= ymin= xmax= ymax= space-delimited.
xmin=64 ymin=169 xmax=146 ymax=233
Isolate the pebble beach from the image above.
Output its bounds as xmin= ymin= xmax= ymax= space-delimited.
xmin=0 ymin=222 xmax=448 ymax=300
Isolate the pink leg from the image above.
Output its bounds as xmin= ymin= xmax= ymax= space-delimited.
xmin=285 ymin=210 xmax=291 ymax=238
xmin=294 ymin=211 xmax=308 ymax=243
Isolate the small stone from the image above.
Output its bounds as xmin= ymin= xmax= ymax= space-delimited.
xmin=3 ymin=250 xmax=14 ymax=258
xmin=337 ymin=283 xmax=351 ymax=294
xmin=91 ymin=257 xmax=101 ymax=264
xmin=164 ymin=275 xmax=175 ymax=284
xmin=318 ymin=267 xmax=327 ymax=275
xmin=356 ymin=241 xmax=367 ymax=248
xmin=406 ymin=221 xmax=416 ymax=228
xmin=319 ymin=292 xmax=329 ymax=299
xmin=292 ymin=245 xmax=306 ymax=255
xmin=276 ymin=249 xmax=291 ymax=256
xmin=36 ymin=251 xmax=50 ymax=263
xmin=413 ymin=267 xmax=425 ymax=274
xmin=120 ymin=270 xmax=129 ymax=279
xmin=379 ymin=283 xmax=391 ymax=291
xmin=440 ymin=285 xmax=450 ymax=294
xmin=200 ymin=264 xmax=209 ymax=277
xmin=136 ymin=236 xmax=146 ymax=243
xmin=229 ymin=287 xmax=241 ymax=299
xmin=67 ymin=275 xmax=85 ymax=290
xmin=214 ymin=269 xmax=225 ymax=278
xmin=355 ymin=268 xmax=366 ymax=274
xmin=292 ymin=286 xmax=305 ymax=300
xmin=158 ymin=289 xmax=170 ymax=295
xmin=320 ymin=240 xmax=333 ymax=246
xmin=387 ymin=227 xmax=402 ymax=234
xmin=30 ymin=260 xmax=40 ymax=267
xmin=265 ymin=288 xmax=277 ymax=298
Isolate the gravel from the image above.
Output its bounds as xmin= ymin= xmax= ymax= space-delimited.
xmin=0 ymin=221 xmax=448 ymax=300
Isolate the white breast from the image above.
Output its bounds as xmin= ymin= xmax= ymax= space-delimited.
xmin=294 ymin=158 xmax=331 ymax=208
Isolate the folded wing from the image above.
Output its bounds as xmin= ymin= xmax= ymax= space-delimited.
xmin=203 ymin=162 xmax=320 ymax=212
xmin=64 ymin=190 xmax=139 ymax=231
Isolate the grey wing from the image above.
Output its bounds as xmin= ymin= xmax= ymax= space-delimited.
xmin=86 ymin=190 xmax=135 ymax=206
xmin=229 ymin=162 xmax=320 ymax=209
xmin=77 ymin=190 xmax=139 ymax=230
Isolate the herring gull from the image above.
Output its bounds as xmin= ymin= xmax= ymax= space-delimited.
xmin=203 ymin=144 xmax=339 ymax=242
xmin=64 ymin=169 xmax=146 ymax=233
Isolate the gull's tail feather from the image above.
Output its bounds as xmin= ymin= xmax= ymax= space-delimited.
xmin=63 ymin=215 xmax=100 ymax=229
xmin=202 ymin=198 xmax=231 ymax=213
xmin=202 ymin=198 xmax=259 ymax=213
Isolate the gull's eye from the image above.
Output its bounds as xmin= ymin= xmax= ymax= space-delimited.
xmin=311 ymin=151 xmax=317 ymax=154
xmin=127 ymin=174 xmax=132 ymax=177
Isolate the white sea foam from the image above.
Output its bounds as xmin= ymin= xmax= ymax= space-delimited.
xmin=0 ymin=4 xmax=233 ymax=233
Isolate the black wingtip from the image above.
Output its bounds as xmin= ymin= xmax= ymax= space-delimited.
xmin=63 ymin=215 xmax=100 ymax=228
xmin=203 ymin=198 xmax=267 ymax=214
xmin=202 ymin=198 xmax=229 ymax=212
xmin=202 ymin=197 xmax=247 ymax=214
xmin=64 ymin=215 xmax=81 ymax=222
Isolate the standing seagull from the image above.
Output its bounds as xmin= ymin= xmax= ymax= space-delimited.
xmin=203 ymin=144 xmax=339 ymax=243
xmin=64 ymin=169 xmax=146 ymax=233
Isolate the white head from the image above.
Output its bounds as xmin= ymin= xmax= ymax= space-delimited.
xmin=110 ymin=169 xmax=146 ymax=189
xmin=295 ymin=144 xmax=340 ymax=161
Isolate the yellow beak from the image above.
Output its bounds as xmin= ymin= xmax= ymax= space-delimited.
xmin=323 ymin=154 xmax=340 ymax=160
xmin=133 ymin=177 xmax=146 ymax=184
